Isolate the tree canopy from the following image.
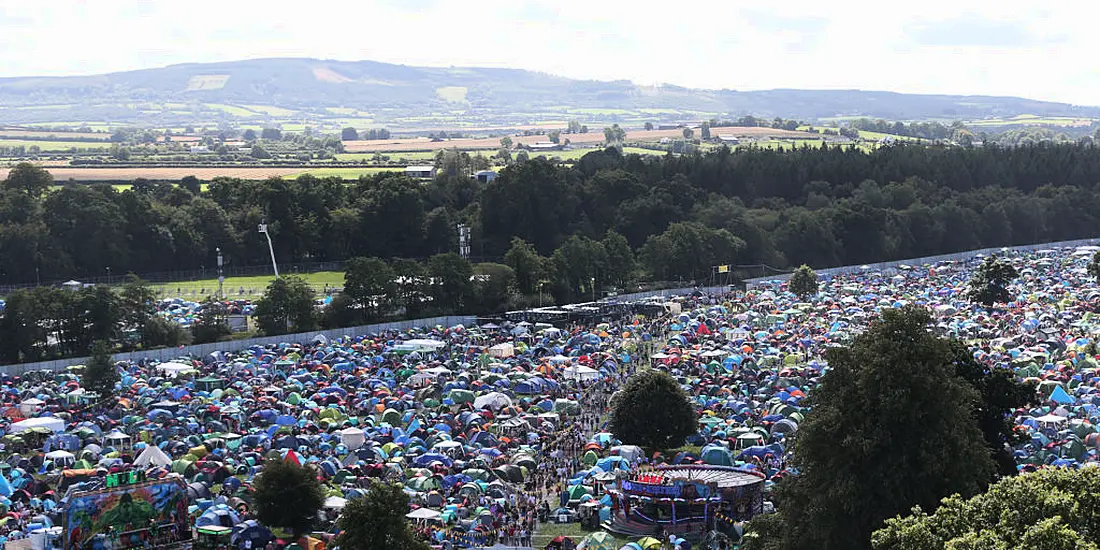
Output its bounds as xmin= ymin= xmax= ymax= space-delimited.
xmin=966 ymin=256 xmax=1019 ymax=307
xmin=609 ymin=370 xmax=696 ymax=451
xmin=254 ymin=276 xmax=318 ymax=335
xmin=335 ymin=482 xmax=430 ymax=550
xmin=872 ymin=468 xmax=1100 ymax=550
xmin=746 ymin=306 xmax=998 ymax=550
xmin=252 ymin=457 xmax=325 ymax=537
xmin=788 ymin=265 xmax=818 ymax=300
xmin=82 ymin=340 xmax=118 ymax=399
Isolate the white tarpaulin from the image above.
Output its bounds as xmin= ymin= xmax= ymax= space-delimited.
xmin=473 ymin=392 xmax=513 ymax=411
xmin=563 ymin=365 xmax=600 ymax=381
xmin=9 ymin=417 xmax=65 ymax=434
xmin=488 ymin=343 xmax=515 ymax=358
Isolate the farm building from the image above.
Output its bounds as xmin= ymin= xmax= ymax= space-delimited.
xmin=405 ymin=166 xmax=437 ymax=179
xmin=190 ymin=145 xmax=210 ymax=154
xmin=718 ymin=135 xmax=740 ymax=144
xmin=530 ymin=142 xmax=563 ymax=152
xmin=475 ymin=170 xmax=498 ymax=183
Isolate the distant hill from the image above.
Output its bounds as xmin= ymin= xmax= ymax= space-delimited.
xmin=0 ymin=58 xmax=1097 ymax=129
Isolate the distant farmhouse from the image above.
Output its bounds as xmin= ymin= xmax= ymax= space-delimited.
xmin=405 ymin=165 xmax=437 ymax=178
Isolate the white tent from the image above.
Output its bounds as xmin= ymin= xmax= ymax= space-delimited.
xmin=45 ymin=450 xmax=75 ymax=468
xmin=406 ymin=508 xmax=442 ymax=520
xmin=324 ymin=496 xmax=347 ymax=510
xmin=563 ymin=365 xmax=600 ymax=381
xmin=405 ymin=339 xmax=446 ymax=351
xmin=423 ymin=366 xmax=453 ymax=376
xmin=156 ymin=362 xmax=195 ymax=377
xmin=1036 ymin=414 xmax=1068 ymax=427
xmin=339 ymin=428 xmax=366 ymax=450
xmin=9 ymin=417 xmax=65 ymax=434
xmin=134 ymin=445 xmax=172 ymax=467
xmin=473 ymin=392 xmax=513 ymax=411
xmin=488 ymin=343 xmax=515 ymax=358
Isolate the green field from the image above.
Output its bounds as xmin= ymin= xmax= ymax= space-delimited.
xmin=287 ymin=167 xmax=400 ymax=179
xmin=242 ymin=104 xmax=298 ymax=117
xmin=966 ymin=115 xmax=1094 ymax=127
xmin=151 ymin=271 xmax=344 ymax=299
xmin=203 ymin=103 xmax=258 ymax=117
xmin=856 ymin=130 xmax=921 ymax=142
xmin=336 ymin=151 xmax=437 ymax=162
xmin=0 ymin=139 xmax=111 ymax=150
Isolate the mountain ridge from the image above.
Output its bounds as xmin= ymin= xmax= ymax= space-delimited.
xmin=0 ymin=57 xmax=1095 ymax=127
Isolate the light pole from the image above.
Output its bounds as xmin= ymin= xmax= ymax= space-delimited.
xmin=106 ymin=267 xmax=111 ymax=285
xmin=216 ymin=247 xmax=224 ymax=298
xmin=591 ymin=276 xmax=596 ymax=302
xmin=258 ymin=224 xmax=279 ymax=278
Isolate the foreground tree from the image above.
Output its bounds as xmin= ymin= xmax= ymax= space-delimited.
xmin=191 ymin=297 xmax=232 ymax=344
xmin=335 ymin=482 xmax=430 ymax=550
xmin=82 ymin=340 xmax=118 ymax=399
xmin=788 ymin=265 xmax=818 ymax=300
xmin=609 ymin=370 xmax=695 ymax=451
xmin=1090 ymin=251 xmax=1100 ymax=283
xmin=254 ymin=276 xmax=318 ymax=335
xmin=966 ymin=256 xmax=1018 ymax=307
xmin=873 ymin=468 xmax=1100 ymax=550
xmin=745 ymin=306 xmax=996 ymax=550
xmin=253 ymin=457 xmax=325 ymax=538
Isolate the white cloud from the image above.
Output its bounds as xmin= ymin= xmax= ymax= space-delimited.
xmin=0 ymin=0 xmax=1094 ymax=104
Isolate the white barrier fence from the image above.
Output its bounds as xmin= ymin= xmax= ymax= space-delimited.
xmin=7 ymin=235 xmax=1100 ymax=375
xmin=1 ymin=315 xmax=476 ymax=375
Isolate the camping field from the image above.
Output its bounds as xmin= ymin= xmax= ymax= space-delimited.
xmin=0 ymin=139 xmax=111 ymax=151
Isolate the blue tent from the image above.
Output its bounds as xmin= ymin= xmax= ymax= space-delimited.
xmin=1051 ymin=385 xmax=1075 ymax=404
xmin=701 ymin=444 xmax=734 ymax=466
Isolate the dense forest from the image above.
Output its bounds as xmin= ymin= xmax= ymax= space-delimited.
xmin=4 ymin=143 xmax=1100 ymax=299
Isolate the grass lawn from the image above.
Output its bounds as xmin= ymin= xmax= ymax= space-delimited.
xmin=149 ymin=271 xmax=344 ymax=300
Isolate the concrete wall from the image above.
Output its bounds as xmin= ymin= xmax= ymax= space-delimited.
xmin=3 ymin=315 xmax=475 ymax=375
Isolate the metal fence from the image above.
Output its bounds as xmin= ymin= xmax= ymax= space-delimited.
xmin=1 ymin=315 xmax=476 ymax=375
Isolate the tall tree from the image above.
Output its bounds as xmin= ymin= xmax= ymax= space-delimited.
xmin=253 ymin=276 xmax=318 ymax=335
xmin=82 ymin=340 xmax=118 ymax=399
xmin=504 ymin=238 xmax=543 ymax=295
xmin=335 ymin=482 xmax=430 ymax=550
xmin=191 ymin=297 xmax=231 ymax=344
xmin=748 ymin=306 xmax=997 ymax=550
xmin=966 ymin=256 xmax=1018 ymax=307
xmin=609 ymin=370 xmax=696 ymax=451
xmin=252 ymin=457 xmax=325 ymax=538
xmin=3 ymin=162 xmax=53 ymax=199
xmin=788 ymin=265 xmax=818 ymax=300
xmin=341 ymin=127 xmax=359 ymax=141
xmin=343 ymin=257 xmax=395 ymax=321
xmin=426 ymin=253 xmax=473 ymax=313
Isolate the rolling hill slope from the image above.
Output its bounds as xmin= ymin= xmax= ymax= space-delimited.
xmin=0 ymin=58 xmax=1096 ymax=127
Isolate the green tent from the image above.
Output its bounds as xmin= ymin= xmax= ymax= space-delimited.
xmin=448 ymin=390 xmax=475 ymax=404
xmin=381 ymin=408 xmax=402 ymax=426
xmin=581 ymin=450 xmax=599 ymax=466
xmin=566 ymin=484 xmax=592 ymax=500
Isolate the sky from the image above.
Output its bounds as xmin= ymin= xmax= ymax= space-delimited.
xmin=0 ymin=0 xmax=1095 ymax=104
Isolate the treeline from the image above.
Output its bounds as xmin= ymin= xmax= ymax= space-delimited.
xmin=0 ymin=276 xmax=228 ymax=364
xmin=6 ymin=143 xmax=1100 ymax=290
xmin=847 ymin=118 xmax=959 ymax=140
